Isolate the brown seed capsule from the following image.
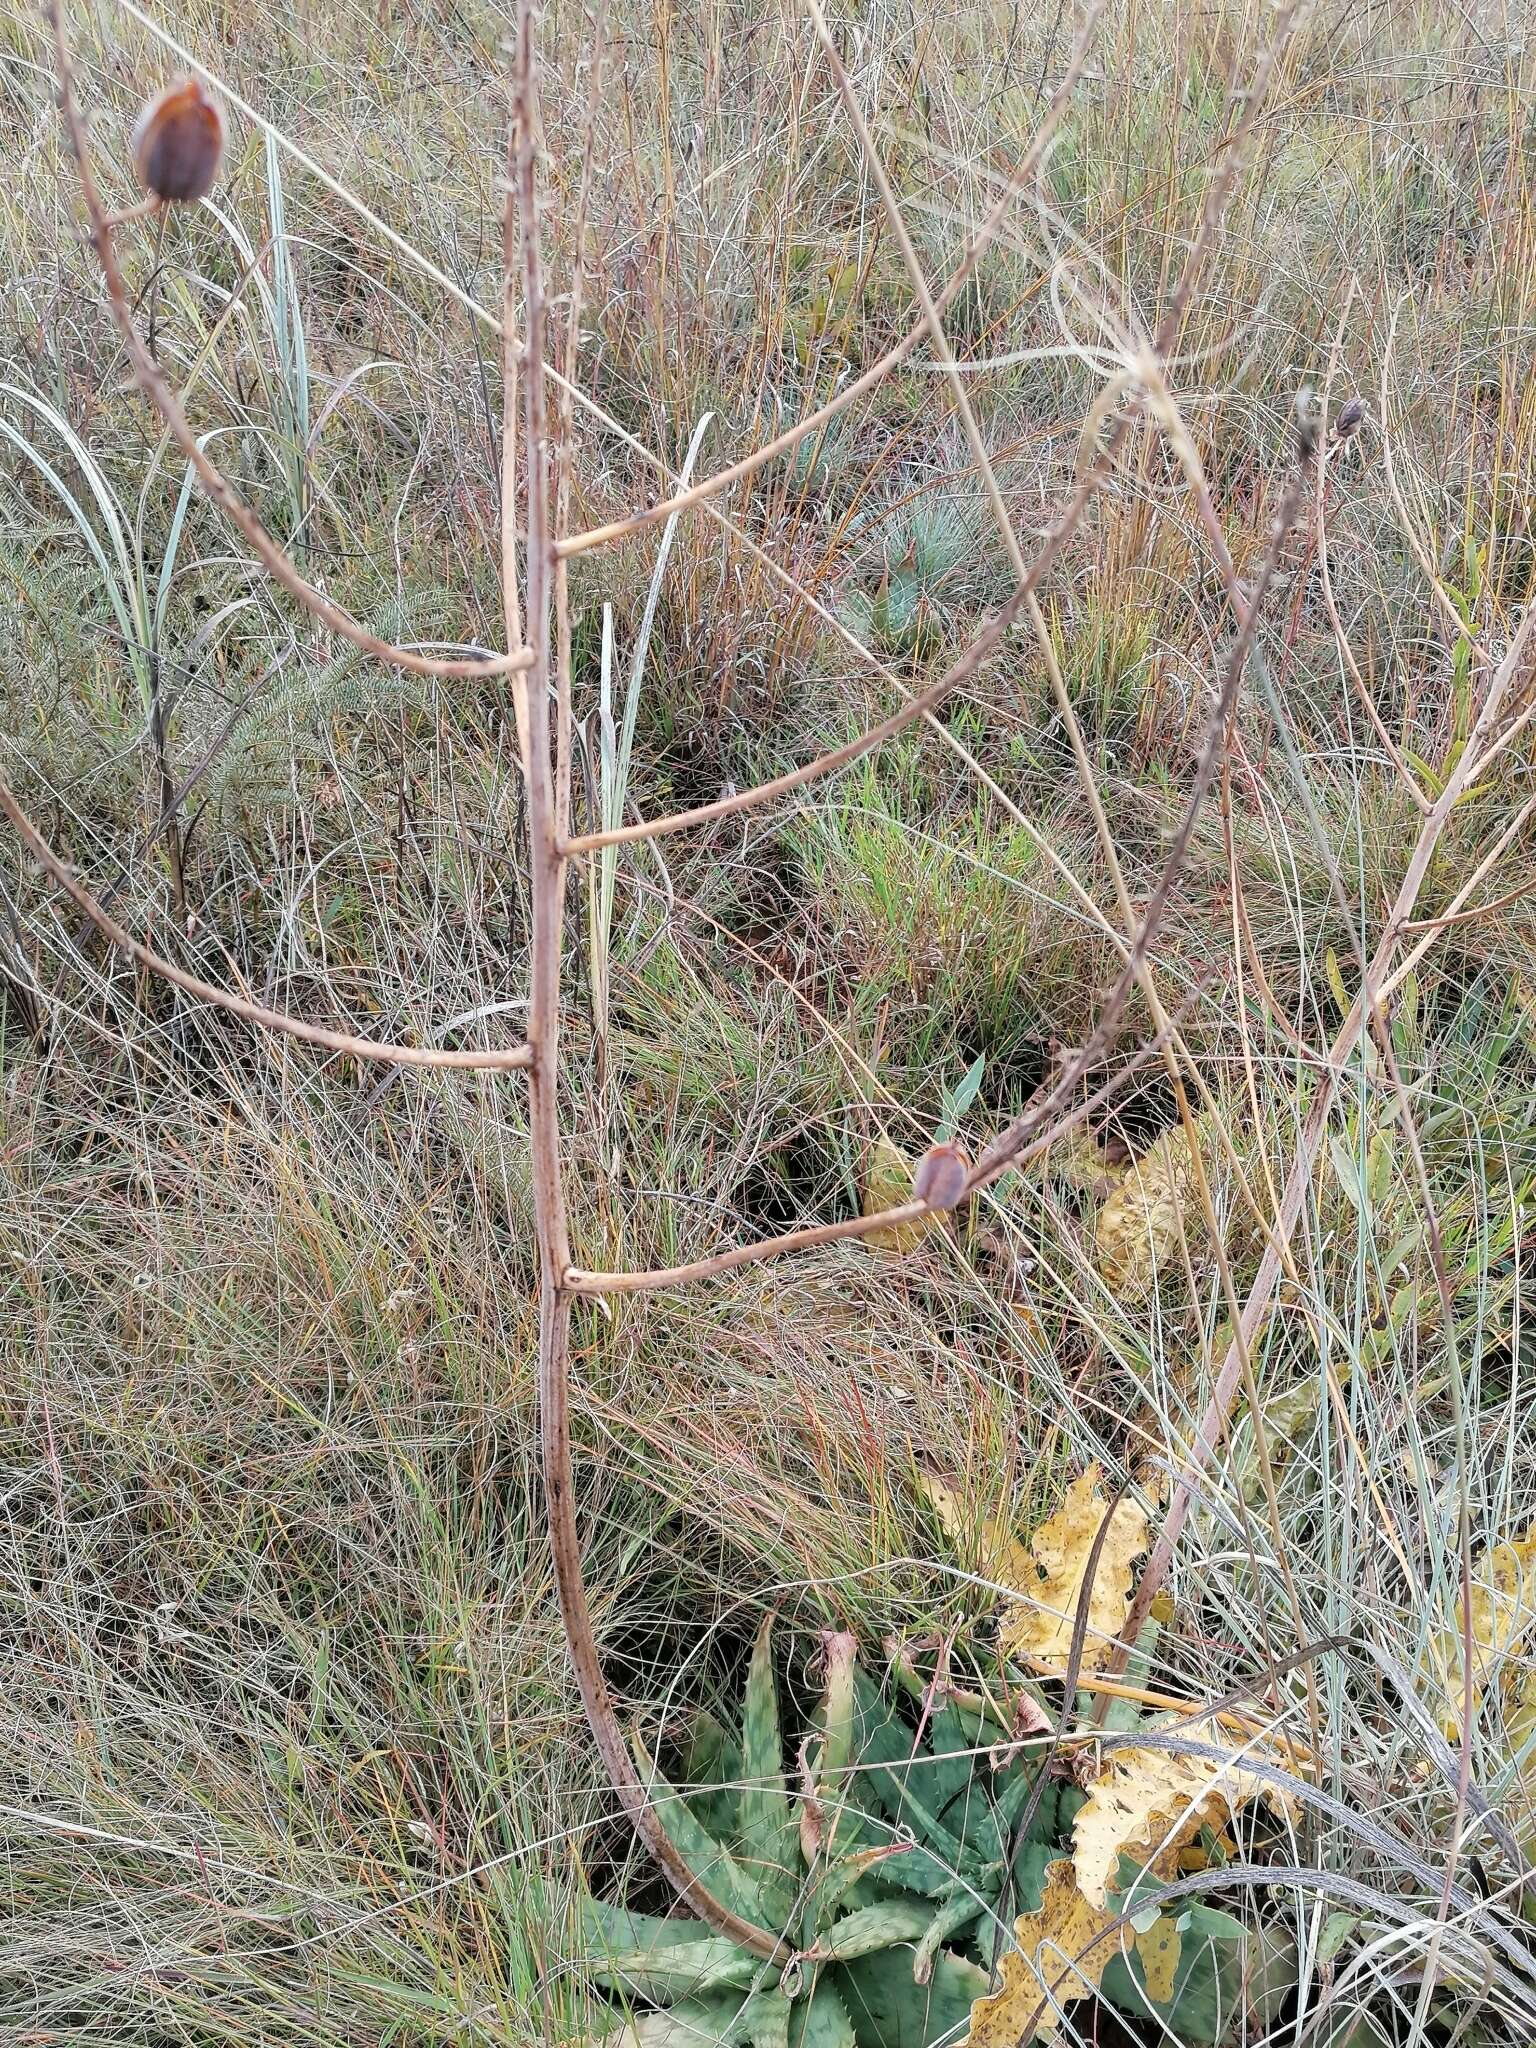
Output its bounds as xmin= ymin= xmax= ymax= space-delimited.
xmin=131 ymin=76 xmax=226 ymax=206
xmin=913 ymin=1141 xmax=969 ymax=1210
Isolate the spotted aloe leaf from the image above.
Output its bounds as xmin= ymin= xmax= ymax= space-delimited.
xmin=582 ymin=1900 xmax=719 ymax=1955
xmin=615 ymin=1995 xmax=757 ymax=2047
xmin=840 ymin=1946 xmax=991 ymax=2048
xmin=579 ymin=1896 xmax=759 ymax=2003
xmin=846 ymin=1676 xmax=969 ymax=1888
xmin=797 ymin=1977 xmax=857 ymax=2048
xmin=739 ymin=1613 xmax=798 ymax=1927
xmin=911 ymin=1890 xmax=984 ymax=1985
xmin=683 ymin=1709 xmax=743 ymax=1843
xmin=922 ymin=1701 xmax=978 ymax=1817
xmin=804 ymin=1899 xmax=933 ymax=1963
xmin=632 ymin=1731 xmax=774 ymax=1931
xmin=993 ymin=1768 xmax=1059 ymax=1847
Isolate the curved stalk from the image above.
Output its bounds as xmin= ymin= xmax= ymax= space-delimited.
xmin=0 ymin=779 xmax=533 ymax=1072
xmin=506 ymin=0 xmax=779 ymax=1961
xmin=45 ymin=2 xmax=527 ymax=686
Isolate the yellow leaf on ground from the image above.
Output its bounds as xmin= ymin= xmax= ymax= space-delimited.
xmin=1096 ymin=1115 xmax=1213 ymax=1298
xmin=1072 ymin=1739 xmax=1297 ymax=1910
xmin=917 ymin=1472 xmax=1035 ymax=1590
xmin=1042 ymin=1126 xmax=1119 ymax=1198
xmin=997 ymin=1466 xmax=1149 ymax=1676
xmin=862 ymin=1135 xmax=933 ymax=1253
xmin=1504 ymin=1667 xmax=1536 ymax=1849
xmin=1430 ymin=1523 xmax=1536 ymax=1738
xmin=963 ymin=1860 xmax=1191 ymax=2043
xmin=964 ymin=1859 xmax=1124 ymax=2042
xmin=1135 ymin=1913 xmax=1181 ymax=2001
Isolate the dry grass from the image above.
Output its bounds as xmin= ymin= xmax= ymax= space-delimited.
xmin=4 ymin=0 xmax=1536 ymax=2039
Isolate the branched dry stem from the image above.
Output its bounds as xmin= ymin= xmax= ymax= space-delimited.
xmin=553 ymin=0 xmax=1102 ymax=566
xmin=22 ymin=0 xmax=1520 ymax=1979
xmin=0 ymin=779 xmax=533 ymax=1071
xmin=505 ymin=0 xmax=780 ymax=1959
xmin=44 ymin=0 xmax=529 ymax=686
xmin=1120 ymin=597 xmax=1536 ymax=1656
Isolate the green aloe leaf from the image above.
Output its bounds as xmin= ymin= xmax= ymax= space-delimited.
xmin=1093 ymin=1615 xmax=1161 ymax=1733
xmin=580 ymin=1899 xmax=717 ymax=1954
xmin=925 ymin=1704 xmax=1009 ymax=1867
xmin=806 ymin=1898 xmax=932 ymax=1963
xmin=739 ymin=1614 xmax=797 ymax=1925
xmin=585 ymin=1931 xmax=760 ymax=2003
xmin=794 ymin=1977 xmax=857 ymax=2048
xmin=746 ymin=1991 xmax=792 ymax=2048
xmin=992 ymin=1764 xmax=1058 ymax=1845
xmin=862 ymin=1765 xmax=968 ymax=1880
xmin=921 ymin=1702 xmax=976 ymax=1812
xmin=838 ymin=1946 xmax=991 ymax=2048
xmin=812 ymin=1842 xmax=909 ymax=1922
xmin=950 ymin=1792 xmax=1002 ymax=1868
xmin=684 ymin=1709 xmax=743 ymax=1841
xmin=619 ymin=1994 xmax=759 ymax=2046
xmin=1002 ymin=1841 xmax=1055 ymax=1917
xmin=846 ymin=1676 xmax=970 ymax=1878
xmin=633 ymin=1733 xmax=773 ymax=1931
xmin=860 ymin=1840 xmax=960 ymax=1902
xmin=911 ymin=1888 xmax=985 ymax=1985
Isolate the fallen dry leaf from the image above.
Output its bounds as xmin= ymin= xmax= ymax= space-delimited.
xmin=917 ymin=1471 xmax=1034 ymax=1592
xmin=966 ymin=1733 xmax=1299 ymax=2040
xmin=1072 ymin=1739 xmax=1297 ymax=1910
xmin=1431 ymin=1522 xmax=1536 ymax=1738
xmin=1042 ymin=1126 xmax=1119 ymax=1198
xmin=862 ymin=1135 xmax=934 ymax=1253
xmin=1503 ymin=1666 xmax=1536 ymax=1848
xmin=1096 ymin=1115 xmax=1214 ymax=1298
xmin=964 ymin=1859 xmax=1124 ymax=2042
xmin=963 ymin=1858 xmax=1184 ymax=2042
xmin=997 ymin=1467 xmax=1149 ymax=1676
xmin=1135 ymin=1912 xmax=1181 ymax=2001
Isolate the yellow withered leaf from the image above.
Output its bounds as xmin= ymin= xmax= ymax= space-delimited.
xmin=917 ymin=1471 xmax=1034 ymax=1591
xmin=862 ymin=1135 xmax=934 ymax=1253
xmin=1136 ymin=1914 xmax=1181 ymax=2001
xmin=1430 ymin=1522 xmax=1536 ymax=1738
xmin=1042 ymin=1125 xmax=1118 ymax=1198
xmin=964 ymin=1859 xmax=1123 ymax=2043
xmin=1071 ymin=1741 xmax=1297 ymax=1911
xmin=963 ymin=1860 xmax=1186 ymax=2042
xmin=1503 ymin=1667 xmax=1536 ymax=1849
xmin=1095 ymin=1115 xmax=1214 ymax=1298
xmin=997 ymin=1466 xmax=1149 ymax=1676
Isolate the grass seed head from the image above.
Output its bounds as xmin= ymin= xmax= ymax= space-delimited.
xmin=131 ymin=75 xmax=226 ymax=206
xmin=1334 ymin=395 xmax=1366 ymax=442
xmin=913 ymin=1142 xmax=970 ymax=1209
